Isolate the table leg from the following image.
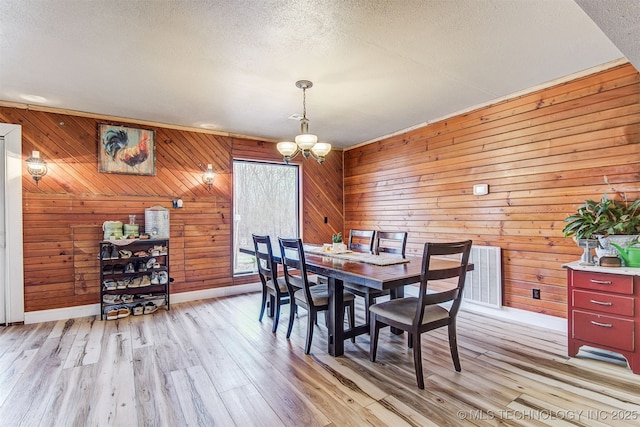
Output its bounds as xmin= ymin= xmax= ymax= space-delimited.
xmin=389 ymin=286 xmax=405 ymax=335
xmin=327 ymin=277 xmax=345 ymax=356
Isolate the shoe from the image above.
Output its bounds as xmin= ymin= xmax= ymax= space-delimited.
xmin=106 ymin=307 xmax=118 ymax=320
xmin=129 ymin=277 xmax=141 ymax=288
xmin=146 ymin=257 xmax=156 ymax=270
xmin=124 ymin=262 xmax=136 ymax=273
xmin=119 ymin=250 xmax=132 ymax=259
xmin=121 ymin=294 xmax=134 ymax=303
xmin=113 ymin=264 xmax=124 ymax=274
xmin=158 ymin=271 xmax=168 ymax=285
xmin=144 ymin=302 xmax=158 ymax=315
xmin=134 ymin=251 xmax=148 ymax=257
xmin=139 ymin=275 xmax=151 ymax=287
xmin=159 ymin=246 xmax=168 ymax=255
xmin=137 ymin=261 xmax=148 ymax=272
xmin=117 ymin=306 xmax=131 ymax=319
xmin=102 ymin=279 xmax=117 ymax=290
xmin=116 ymin=280 xmax=127 ymax=290
xmin=132 ymin=303 xmax=144 ymax=316
xmin=102 ymin=265 xmax=113 ymax=275
xmin=103 ymin=294 xmax=118 ymax=304
xmin=110 ymin=245 xmax=119 ymax=260
xmin=100 ymin=246 xmax=110 ymax=260
xmin=150 ymin=272 xmax=159 ymax=285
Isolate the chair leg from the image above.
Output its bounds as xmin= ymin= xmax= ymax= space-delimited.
xmin=369 ymin=312 xmax=380 ymax=362
xmin=259 ymin=290 xmax=267 ymax=321
xmin=448 ymin=322 xmax=461 ymax=372
xmin=305 ymin=310 xmax=316 ymax=354
xmin=272 ymin=298 xmax=281 ymax=333
xmin=412 ymin=332 xmax=425 ymax=389
xmin=407 ymin=333 xmax=413 ymax=348
xmin=347 ymin=301 xmax=355 ymax=343
xmin=364 ymin=293 xmax=372 ymax=321
xmin=286 ymin=301 xmax=296 ymax=338
xmin=268 ymin=294 xmax=275 ymax=317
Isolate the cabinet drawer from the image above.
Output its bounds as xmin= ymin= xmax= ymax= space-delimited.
xmin=572 ymin=270 xmax=633 ymax=294
xmin=573 ymin=290 xmax=635 ymax=316
xmin=572 ymin=310 xmax=635 ymax=351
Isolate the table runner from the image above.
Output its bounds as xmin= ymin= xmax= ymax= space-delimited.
xmin=304 ymin=245 xmax=410 ymax=266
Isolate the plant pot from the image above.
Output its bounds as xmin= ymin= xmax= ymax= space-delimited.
xmin=596 ymin=234 xmax=639 ymax=257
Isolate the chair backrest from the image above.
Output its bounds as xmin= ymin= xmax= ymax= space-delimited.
xmin=374 ymin=231 xmax=408 ymax=258
xmin=278 ymin=237 xmax=315 ymax=305
xmin=414 ymin=240 xmax=472 ymax=327
xmin=252 ymin=234 xmax=279 ymax=291
xmin=348 ymin=229 xmax=375 ymax=254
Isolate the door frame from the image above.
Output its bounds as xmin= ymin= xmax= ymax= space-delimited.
xmin=1 ymin=123 xmax=24 ymax=324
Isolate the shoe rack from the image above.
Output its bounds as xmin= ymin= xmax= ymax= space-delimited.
xmin=99 ymin=239 xmax=170 ymax=320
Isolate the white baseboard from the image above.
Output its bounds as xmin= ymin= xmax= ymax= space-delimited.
xmin=460 ymin=302 xmax=566 ymax=332
xmin=23 ymin=282 xmax=565 ymax=332
xmin=24 ymin=282 xmax=262 ymax=324
xmin=405 ymin=285 xmax=566 ymax=332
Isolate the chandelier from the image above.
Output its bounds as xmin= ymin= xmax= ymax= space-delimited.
xmin=277 ymin=80 xmax=331 ymax=164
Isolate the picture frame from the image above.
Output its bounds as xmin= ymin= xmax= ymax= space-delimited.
xmin=98 ymin=123 xmax=156 ymax=176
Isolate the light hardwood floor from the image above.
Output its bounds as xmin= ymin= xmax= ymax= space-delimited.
xmin=1 ymin=291 xmax=639 ymax=426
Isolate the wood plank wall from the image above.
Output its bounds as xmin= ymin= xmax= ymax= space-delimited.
xmin=344 ymin=63 xmax=640 ymax=318
xmin=0 ymin=107 xmax=343 ymax=311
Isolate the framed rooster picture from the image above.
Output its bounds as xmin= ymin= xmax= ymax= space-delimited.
xmin=98 ymin=124 xmax=156 ymax=176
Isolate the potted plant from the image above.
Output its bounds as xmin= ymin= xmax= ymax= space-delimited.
xmin=332 ymin=232 xmax=346 ymax=252
xmin=563 ymin=193 xmax=640 ymax=257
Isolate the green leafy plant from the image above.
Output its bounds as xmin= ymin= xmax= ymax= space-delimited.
xmin=332 ymin=232 xmax=342 ymax=243
xmin=563 ymin=194 xmax=640 ymax=239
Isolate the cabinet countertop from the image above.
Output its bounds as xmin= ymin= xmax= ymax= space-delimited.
xmin=563 ymin=260 xmax=640 ymax=276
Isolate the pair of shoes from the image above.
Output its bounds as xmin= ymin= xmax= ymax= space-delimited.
xmin=146 ymin=257 xmax=157 ymax=270
xmin=134 ymin=251 xmax=148 ymax=257
xmin=119 ymin=250 xmax=132 ymax=259
xmin=116 ymin=280 xmax=127 ymax=290
xmin=117 ymin=306 xmax=131 ymax=319
xmin=137 ymin=261 xmax=148 ymax=272
xmin=159 ymin=271 xmax=168 ymax=285
xmin=124 ymin=262 xmax=136 ymax=273
xmin=144 ymin=302 xmax=158 ymax=315
xmin=106 ymin=307 xmax=118 ymax=320
xmin=103 ymin=279 xmax=116 ymax=290
xmin=132 ymin=303 xmax=144 ymax=316
xmin=102 ymin=265 xmax=114 ymax=275
xmin=121 ymin=294 xmax=134 ymax=303
xmin=128 ymin=277 xmax=141 ymax=288
xmin=100 ymin=246 xmax=110 ymax=260
xmin=139 ymin=275 xmax=151 ymax=287
xmin=113 ymin=264 xmax=124 ymax=274
xmin=150 ymin=272 xmax=159 ymax=285
xmin=159 ymin=246 xmax=168 ymax=255
xmin=110 ymin=245 xmax=119 ymax=260
xmin=103 ymin=294 xmax=121 ymax=304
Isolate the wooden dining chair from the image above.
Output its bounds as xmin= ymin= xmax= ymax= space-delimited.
xmin=278 ymin=237 xmax=356 ymax=354
xmin=252 ymin=234 xmax=294 ymax=333
xmin=369 ymin=240 xmax=472 ymax=389
xmin=348 ymin=229 xmax=376 ymax=254
xmin=374 ymin=231 xmax=408 ymax=257
xmin=349 ymin=230 xmax=409 ymax=319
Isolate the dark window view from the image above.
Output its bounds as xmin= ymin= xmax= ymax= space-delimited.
xmin=233 ymin=160 xmax=299 ymax=274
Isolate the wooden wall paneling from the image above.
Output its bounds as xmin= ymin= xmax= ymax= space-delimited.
xmin=344 ymin=63 xmax=640 ymax=317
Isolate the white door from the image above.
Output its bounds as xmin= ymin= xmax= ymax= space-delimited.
xmin=0 ymin=124 xmax=24 ymax=325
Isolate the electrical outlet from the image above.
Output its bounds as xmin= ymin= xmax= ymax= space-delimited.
xmin=532 ymin=289 xmax=541 ymax=299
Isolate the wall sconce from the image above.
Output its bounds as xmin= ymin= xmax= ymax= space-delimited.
xmin=202 ymin=164 xmax=215 ymax=189
xmin=25 ymin=150 xmax=48 ymax=185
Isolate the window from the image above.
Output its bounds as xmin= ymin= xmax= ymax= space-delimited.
xmin=233 ymin=160 xmax=299 ymax=274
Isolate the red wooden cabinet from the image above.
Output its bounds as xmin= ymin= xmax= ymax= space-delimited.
xmin=566 ymin=263 xmax=639 ymax=374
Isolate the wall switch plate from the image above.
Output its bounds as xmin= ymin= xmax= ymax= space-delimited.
xmin=532 ymin=289 xmax=541 ymax=299
xmin=473 ymin=183 xmax=489 ymax=196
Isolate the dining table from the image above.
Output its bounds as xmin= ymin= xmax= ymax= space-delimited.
xmin=242 ymin=243 xmax=473 ymax=357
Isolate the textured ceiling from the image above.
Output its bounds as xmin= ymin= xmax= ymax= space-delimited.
xmin=0 ymin=0 xmax=633 ymax=149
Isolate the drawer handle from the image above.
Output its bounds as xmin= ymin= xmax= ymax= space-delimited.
xmin=589 ymin=299 xmax=613 ymax=306
xmin=590 ymin=320 xmax=613 ymax=328
xmin=589 ymin=279 xmax=612 ymax=285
